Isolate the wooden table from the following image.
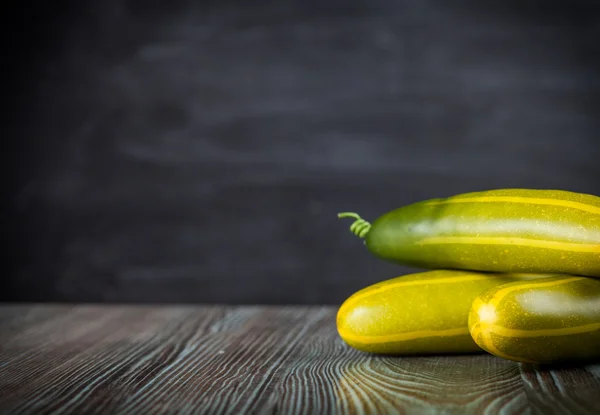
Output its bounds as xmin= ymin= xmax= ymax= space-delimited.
xmin=1 ymin=305 xmax=600 ymax=414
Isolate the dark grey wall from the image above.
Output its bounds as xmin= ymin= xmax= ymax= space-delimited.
xmin=4 ymin=0 xmax=600 ymax=304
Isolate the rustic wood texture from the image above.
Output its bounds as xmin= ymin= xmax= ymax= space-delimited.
xmin=1 ymin=306 xmax=600 ymax=414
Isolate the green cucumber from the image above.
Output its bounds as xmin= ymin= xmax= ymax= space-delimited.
xmin=338 ymin=188 xmax=600 ymax=277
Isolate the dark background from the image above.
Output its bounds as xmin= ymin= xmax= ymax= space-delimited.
xmin=3 ymin=0 xmax=600 ymax=305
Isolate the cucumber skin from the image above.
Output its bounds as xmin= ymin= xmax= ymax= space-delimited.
xmin=468 ymin=276 xmax=600 ymax=364
xmin=336 ymin=270 xmax=554 ymax=355
xmin=365 ymin=189 xmax=600 ymax=277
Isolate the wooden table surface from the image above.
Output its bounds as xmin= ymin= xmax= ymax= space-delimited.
xmin=1 ymin=305 xmax=600 ymax=415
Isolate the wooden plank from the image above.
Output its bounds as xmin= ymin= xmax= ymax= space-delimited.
xmin=519 ymin=363 xmax=600 ymax=415
xmin=267 ymin=314 xmax=527 ymax=415
xmin=0 ymin=305 xmax=598 ymax=414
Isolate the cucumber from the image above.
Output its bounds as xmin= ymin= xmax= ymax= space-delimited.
xmin=338 ymin=188 xmax=600 ymax=277
xmin=336 ymin=270 xmax=553 ymax=355
xmin=468 ymin=275 xmax=600 ymax=364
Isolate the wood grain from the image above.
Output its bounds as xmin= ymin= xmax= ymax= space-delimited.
xmin=1 ymin=305 xmax=600 ymax=414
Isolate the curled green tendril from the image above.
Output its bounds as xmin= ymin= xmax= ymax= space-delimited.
xmin=337 ymin=212 xmax=371 ymax=238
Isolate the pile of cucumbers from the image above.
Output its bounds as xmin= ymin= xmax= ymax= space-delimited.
xmin=336 ymin=189 xmax=600 ymax=364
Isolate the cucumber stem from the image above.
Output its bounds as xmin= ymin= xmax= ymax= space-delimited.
xmin=337 ymin=212 xmax=371 ymax=238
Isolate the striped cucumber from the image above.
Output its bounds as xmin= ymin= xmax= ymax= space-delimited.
xmin=469 ymin=275 xmax=600 ymax=364
xmin=338 ymin=188 xmax=600 ymax=277
xmin=336 ymin=270 xmax=553 ymax=355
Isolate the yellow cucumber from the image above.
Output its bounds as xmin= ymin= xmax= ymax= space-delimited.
xmin=469 ymin=275 xmax=600 ymax=364
xmin=336 ymin=270 xmax=553 ymax=355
